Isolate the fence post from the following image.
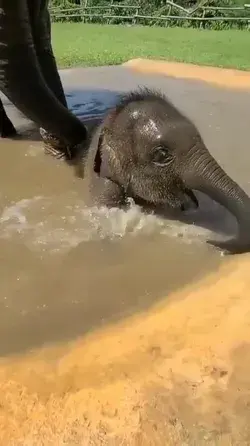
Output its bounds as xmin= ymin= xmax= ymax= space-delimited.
xmin=200 ymin=8 xmax=206 ymax=29
xmin=166 ymin=4 xmax=172 ymax=27
xmin=107 ymin=0 xmax=114 ymax=25
xmin=133 ymin=0 xmax=140 ymax=25
xmin=81 ymin=0 xmax=88 ymax=23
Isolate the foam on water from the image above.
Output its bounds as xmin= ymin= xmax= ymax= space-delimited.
xmin=0 ymin=195 xmax=219 ymax=254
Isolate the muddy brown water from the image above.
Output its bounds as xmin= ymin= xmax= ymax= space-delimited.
xmin=1 ymin=66 xmax=250 ymax=358
xmin=0 ymin=136 xmax=223 ymax=357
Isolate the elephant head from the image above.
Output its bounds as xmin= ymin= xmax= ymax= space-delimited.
xmin=82 ymin=87 xmax=250 ymax=255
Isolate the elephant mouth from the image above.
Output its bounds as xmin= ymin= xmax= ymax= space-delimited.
xmin=180 ymin=188 xmax=199 ymax=212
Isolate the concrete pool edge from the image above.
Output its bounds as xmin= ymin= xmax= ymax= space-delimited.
xmin=123 ymin=58 xmax=250 ymax=91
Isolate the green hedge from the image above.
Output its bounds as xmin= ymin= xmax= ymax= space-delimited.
xmin=49 ymin=0 xmax=250 ymax=30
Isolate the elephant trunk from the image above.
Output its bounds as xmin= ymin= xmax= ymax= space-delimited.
xmin=182 ymin=144 xmax=250 ymax=253
xmin=0 ymin=0 xmax=86 ymax=148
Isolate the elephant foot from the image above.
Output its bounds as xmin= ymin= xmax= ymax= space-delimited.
xmin=40 ymin=127 xmax=85 ymax=164
xmin=0 ymin=116 xmax=17 ymax=138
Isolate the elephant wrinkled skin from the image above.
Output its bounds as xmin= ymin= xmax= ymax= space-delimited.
xmin=78 ymin=87 xmax=250 ymax=255
xmin=0 ymin=0 xmax=87 ymax=159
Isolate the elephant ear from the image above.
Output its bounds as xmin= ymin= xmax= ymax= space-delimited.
xmin=75 ymin=122 xmax=105 ymax=179
xmin=93 ymin=130 xmax=110 ymax=178
xmin=93 ymin=110 xmax=120 ymax=182
xmin=75 ymin=118 xmax=125 ymax=208
xmin=75 ymin=111 xmax=118 ymax=180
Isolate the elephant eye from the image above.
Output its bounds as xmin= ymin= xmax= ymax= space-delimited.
xmin=151 ymin=146 xmax=172 ymax=166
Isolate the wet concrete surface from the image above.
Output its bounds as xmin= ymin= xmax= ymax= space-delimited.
xmin=1 ymin=66 xmax=250 ymax=357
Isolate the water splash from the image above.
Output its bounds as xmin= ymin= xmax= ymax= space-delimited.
xmin=0 ymin=195 xmax=218 ymax=254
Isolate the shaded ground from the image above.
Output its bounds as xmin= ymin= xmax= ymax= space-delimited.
xmin=1 ymin=63 xmax=250 ymax=444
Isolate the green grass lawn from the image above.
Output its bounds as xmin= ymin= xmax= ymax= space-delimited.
xmin=52 ymin=23 xmax=250 ymax=71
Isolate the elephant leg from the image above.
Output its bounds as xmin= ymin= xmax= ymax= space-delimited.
xmin=28 ymin=0 xmax=80 ymax=159
xmin=0 ymin=0 xmax=87 ymax=160
xmin=28 ymin=0 xmax=67 ymax=107
xmin=0 ymin=97 xmax=17 ymax=137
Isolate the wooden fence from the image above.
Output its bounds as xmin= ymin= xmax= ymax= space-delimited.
xmin=49 ymin=1 xmax=250 ymax=28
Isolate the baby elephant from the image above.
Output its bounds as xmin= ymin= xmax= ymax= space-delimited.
xmin=77 ymin=87 xmax=250 ymax=255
